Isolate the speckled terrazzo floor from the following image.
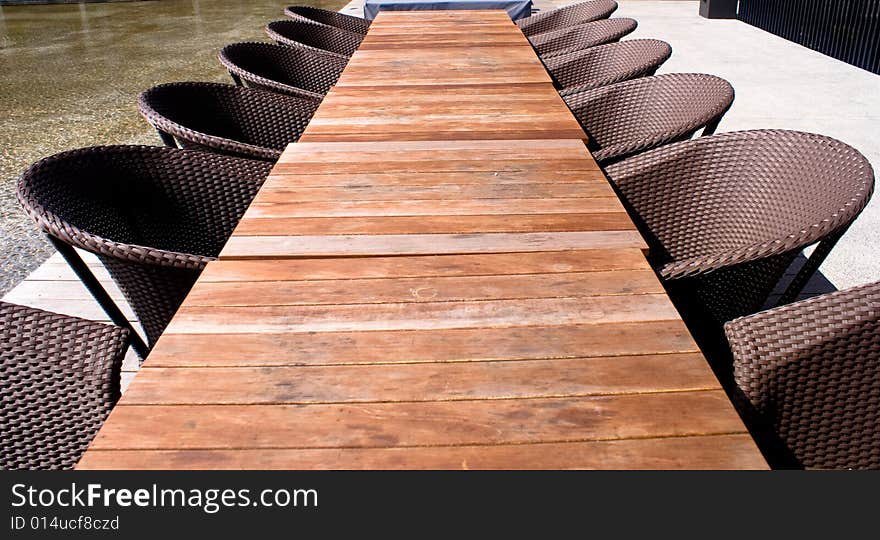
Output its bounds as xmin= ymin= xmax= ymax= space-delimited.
xmin=0 ymin=0 xmax=344 ymax=295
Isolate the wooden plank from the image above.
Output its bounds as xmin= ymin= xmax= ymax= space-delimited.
xmin=260 ymin=170 xmax=605 ymax=187
xmin=199 ymin=250 xmax=653 ymax=282
xmin=125 ymin=353 xmax=718 ymax=405
xmin=335 ymin=47 xmax=553 ymax=87
xmin=276 ymin=138 xmax=592 ymax=163
xmin=219 ymin=231 xmax=648 ymax=259
xmin=164 ymin=294 xmax=682 ymax=334
xmin=183 ymin=270 xmax=665 ymax=307
xmin=142 ymin=319 xmax=702 ymax=367
xmin=76 ymin=434 xmax=769 ymax=470
xmin=90 ymin=391 xmax=746 ymax=450
xmin=232 ymin=213 xmax=636 ymax=236
xmin=243 ymin=197 xmax=625 ymax=218
xmin=254 ymin=181 xmax=616 ymax=201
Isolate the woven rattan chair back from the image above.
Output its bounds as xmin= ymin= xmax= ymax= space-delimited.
xmin=138 ymin=82 xmax=318 ymax=161
xmin=517 ymin=0 xmax=618 ymax=37
xmin=284 ymin=5 xmax=371 ymax=35
xmin=266 ymin=19 xmax=363 ymax=59
xmin=604 ymin=130 xmax=874 ymax=333
xmin=219 ymin=41 xmax=346 ymax=101
xmin=724 ymin=281 xmax=880 ymax=469
xmin=545 ymin=39 xmax=673 ymax=95
xmin=1 ymin=302 xmax=129 ymax=470
xmin=563 ymin=73 xmax=735 ymax=164
xmin=17 ymin=146 xmax=273 ymax=350
xmin=531 ymin=18 xmax=637 ymax=58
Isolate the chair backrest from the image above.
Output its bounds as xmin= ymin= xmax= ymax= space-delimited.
xmin=604 ymin=130 xmax=874 ymax=279
xmin=724 ymin=281 xmax=880 ymax=469
xmin=219 ymin=41 xmax=346 ymax=101
xmin=138 ymin=82 xmax=318 ymax=160
xmin=563 ymin=73 xmax=734 ymax=164
xmin=546 ymin=39 xmax=672 ymax=95
xmin=17 ymin=146 xmax=273 ymax=346
xmin=266 ymin=19 xmax=363 ymax=58
xmin=1 ymin=301 xmax=129 ymax=470
xmin=531 ymin=18 xmax=637 ymax=58
xmin=284 ymin=5 xmax=371 ymax=34
xmin=517 ymin=0 xmax=618 ymax=37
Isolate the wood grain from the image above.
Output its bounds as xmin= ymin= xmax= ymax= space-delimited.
xmin=76 ymin=435 xmax=768 ymax=470
xmin=125 ymin=353 xmax=718 ymax=405
xmin=142 ymin=319 xmax=702 ymax=367
xmin=91 ymin=391 xmax=745 ymax=450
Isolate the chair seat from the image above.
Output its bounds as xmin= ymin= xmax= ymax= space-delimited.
xmin=1 ymin=301 xmax=129 ymax=470
xmin=724 ymin=281 xmax=880 ymax=469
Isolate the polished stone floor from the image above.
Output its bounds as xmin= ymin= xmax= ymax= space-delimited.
xmin=0 ymin=0 xmax=344 ymax=294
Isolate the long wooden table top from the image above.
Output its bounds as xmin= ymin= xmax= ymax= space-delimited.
xmin=78 ymin=10 xmax=766 ymax=469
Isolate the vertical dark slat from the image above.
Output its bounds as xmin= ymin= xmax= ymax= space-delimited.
xmin=736 ymin=0 xmax=880 ymax=74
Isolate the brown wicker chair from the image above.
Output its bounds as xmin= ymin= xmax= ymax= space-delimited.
xmin=545 ymin=39 xmax=673 ymax=95
xmin=604 ymin=130 xmax=874 ymax=353
xmin=17 ymin=146 xmax=273 ymax=356
xmin=266 ymin=19 xmax=363 ymax=60
xmin=284 ymin=5 xmax=371 ymax=35
xmin=1 ymin=301 xmax=129 ymax=470
xmin=218 ymin=41 xmax=346 ymax=101
xmin=724 ymin=281 xmax=880 ymax=469
xmin=531 ymin=18 xmax=637 ymax=59
xmin=563 ymin=73 xmax=735 ymax=165
xmin=138 ymin=82 xmax=318 ymax=161
xmin=517 ymin=0 xmax=618 ymax=37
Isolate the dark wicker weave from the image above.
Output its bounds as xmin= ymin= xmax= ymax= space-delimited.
xmin=531 ymin=18 xmax=637 ymax=59
xmin=284 ymin=5 xmax=371 ymax=35
xmin=266 ymin=19 xmax=363 ymax=60
xmin=563 ymin=73 xmax=734 ymax=164
xmin=545 ymin=39 xmax=673 ymax=95
xmin=1 ymin=302 xmax=129 ymax=470
xmin=138 ymin=82 xmax=318 ymax=161
xmin=604 ymin=130 xmax=874 ymax=347
xmin=17 ymin=146 xmax=273 ymax=350
xmin=218 ymin=41 xmax=346 ymax=101
xmin=725 ymin=281 xmax=880 ymax=469
xmin=516 ymin=0 xmax=617 ymax=37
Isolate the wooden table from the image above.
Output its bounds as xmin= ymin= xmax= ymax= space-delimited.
xmin=78 ymin=11 xmax=766 ymax=469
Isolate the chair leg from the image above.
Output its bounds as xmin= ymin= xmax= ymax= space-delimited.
xmin=228 ymin=71 xmax=244 ymax=86
xmin=156 ymin=129 xmax=178 ymax=148
xmin=48 ymin=236 xmax=151 ymax=360
xmin=775 ymin=228 xmax=847 ymax=307
xmin=702 ymin=117 xmax=722 ymax=136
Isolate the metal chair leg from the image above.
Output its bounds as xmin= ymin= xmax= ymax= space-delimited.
xmin=156 ymin=129 xmax=178 ymax=148
xmin=775 ymin=228 xmax=847 ymax=307
xmin=702 ymin=117 xmax=722 ymax=136
xmin=48 ymin=236 xmax=151 ymax=359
